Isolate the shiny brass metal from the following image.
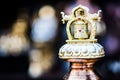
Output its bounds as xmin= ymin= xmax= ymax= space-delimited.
xmin=64 ymin=59 xmax=100 ymax=80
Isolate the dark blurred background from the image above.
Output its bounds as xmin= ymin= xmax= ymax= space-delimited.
xmin=0 ymin=0 xmax=120 ymax=80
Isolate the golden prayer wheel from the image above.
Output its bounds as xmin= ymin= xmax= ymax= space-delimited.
xmin=74 ymin=20 xmax=88 ymax=39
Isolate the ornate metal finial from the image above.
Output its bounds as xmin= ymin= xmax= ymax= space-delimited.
xmin=59 ymin=4 xmax=105 ymax=80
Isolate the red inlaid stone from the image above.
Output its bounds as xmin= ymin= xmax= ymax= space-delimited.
xmin=79 ymin=30 xmax=81 ymax=32
xmin=77 ymin=18 xmax=81 ymax=20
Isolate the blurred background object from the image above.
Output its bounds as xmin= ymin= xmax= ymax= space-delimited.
xmin=29 ymin=5 xmax=58 ymax=78
xmin=0 ymin=0 xmax=120 ymax=80
xmin=0 ymin=10 xmax=30 ymax=56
